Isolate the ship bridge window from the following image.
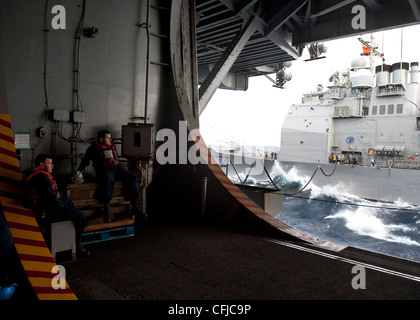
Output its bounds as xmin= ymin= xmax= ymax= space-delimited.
xmin=397 ymin=104 xmax=403 ymax=114
xmin=388 ymin=104 xmax=394 ymax=114
xmin=371 ymin=105 xmax=377 ymax=115
xmin=379 ymin=105 xmax=386 ymax=115
xmin=362 ymin=107 xmax=369 ymax=116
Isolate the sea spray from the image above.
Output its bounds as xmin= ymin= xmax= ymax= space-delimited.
xmin=273 ymin=167 xmax=420 ymax=261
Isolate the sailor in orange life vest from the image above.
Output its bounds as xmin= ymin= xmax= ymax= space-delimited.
xmin=26 ymin=154 xmax=89 ymax=258
xmin=77 ymin=130 xmax=145 ymax=223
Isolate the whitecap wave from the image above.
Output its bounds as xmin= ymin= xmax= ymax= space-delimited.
xmin=225 ymin=158 xmax=420 ymax=257
xmin=326 ymin=206 xmax=420 ymax=247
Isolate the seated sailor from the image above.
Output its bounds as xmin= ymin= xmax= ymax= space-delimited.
xmin=26 ymin=154 xmax=89 ymax=258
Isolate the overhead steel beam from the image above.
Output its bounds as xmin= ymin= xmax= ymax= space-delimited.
xmin=310 ymin=0 xmax=356 ymax=18
xmin=409 ymin=0 xmax=420 ymax=21
xmin=219 ymin=0 xmax=259 ymax=15
xmin=244 ymin=5 xmax=302 ymax=60
xmin=198 ymin=16 xmax=259 ymax=115
xmin=361 ymin=0 xmax=381 ymax=11
xmin=295 ymin=1 xmax=420 ymax=45
xmin=265 ymin=30 xmax=301 ymax=60
xmin=220 ymin=0 xmax=302 ymax=59
xmin=265 ymin=0 xmax=309 ymax=35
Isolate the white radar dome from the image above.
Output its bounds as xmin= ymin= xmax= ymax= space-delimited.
xmin=351 ymin=57 xmax=367 ymax=70
xmin=351 ymin=68 xmax=374 ymax=88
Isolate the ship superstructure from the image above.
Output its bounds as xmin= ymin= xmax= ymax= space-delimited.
xmin=279 ymin=40 xmax=420 ymax=205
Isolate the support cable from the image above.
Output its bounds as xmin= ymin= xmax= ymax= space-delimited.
xmin=226 ymin=157 xmax=338 ymax=196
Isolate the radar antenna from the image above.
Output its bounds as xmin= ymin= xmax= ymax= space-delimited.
xmin=305 ymin=43 xmax=327 ymax=62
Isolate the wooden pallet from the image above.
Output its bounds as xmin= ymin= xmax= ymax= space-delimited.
xmin=67 ymin=181 xmax=130 ymax=214
xmin=67 ymin=181 xmax=133 ymax=230
xmin=68 ymin=181 xmax=136 ymax=245
xmin=81 ymin=220 xmax=135 ymax=245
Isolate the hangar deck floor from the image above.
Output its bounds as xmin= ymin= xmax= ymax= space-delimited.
xmin=61 ymin=218 xmax=420 ymax=301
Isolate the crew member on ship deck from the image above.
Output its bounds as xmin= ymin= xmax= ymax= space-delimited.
xmin=26 ymin=154 xmax=89 ymax=258
xmin=77 ymin=130 xmax=146 ymax=224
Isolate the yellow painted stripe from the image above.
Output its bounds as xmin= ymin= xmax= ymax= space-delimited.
xmin=14 ymin=243 xmax=52 ymax=258
xmin=209 ymin=168 xmax=225 ymax=175
xmin=4 ymin=212 xmax=38 ymax=227
xmin=0 ymin=114 xmax=13 ymax=137
xmin=29 ymin=277 xmax=70 ymax=289
xmin=37 ymin=293 xmax=78 ymax=300
xmin=0 ymin=197 xmax=29 ymax=208
xmin=0 ymin=125 xmax=13 ymax=138
xmin=0 ymin=169 xmax=22 ymax=182
xmin=239 ymin=198 xmax=259 ymax=206
xmin=212 ymin=174 xmax=231 ymax=183
xmin=221 ymin=184 xmax=243 ymax=193
xmin=10 ymin=228 xmax=45 ymax=241
xmin=0 ymin=114 xmax=11 ymax=121
xmin=0 ymin=145 xmax=17 ymax=158
xmin=195 ymin=143 xmax=208 ymax=151
xmin=28 ymin=278 xmax=56 ymax=289
xmin=20 ymin=260 xmax=56 ymax=273
xmin=0 ymin=181 xmax=22 ymax=195
xmin=0 ymin=114 xmax=77 ymax=300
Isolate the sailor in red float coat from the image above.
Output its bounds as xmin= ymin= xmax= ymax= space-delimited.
xmin=78 ymin=130 xmax=144 ymax=223
xmin=26 ymin=154 xmax=89 ymax=258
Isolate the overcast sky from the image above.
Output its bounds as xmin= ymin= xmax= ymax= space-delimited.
xmin=199 ymin=24 xmax=420 ymax=149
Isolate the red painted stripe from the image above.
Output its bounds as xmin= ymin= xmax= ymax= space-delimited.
xmin=0 ymin=160 xmax=21 ymax=173
xmin=224 ymin=185 xmax=242 ymax=193
xmin=0 ymin=118 xmax=12 ymax=129
xmin=0 ymin=175 xmax=22 ymax=186
xmin=7 ymin=221 xmax=40 ymax=232
xmin=0 ymin=190 xmax=22 ymax=200
xmin=13 ymin=237 xmax=47 ymax=248
xmin=0 ymin=132 xmax=14 ymax=144
xmin=33 ymin=287 xmax=73 ymax=294
xmin=242 ymin=203 xmax=261 ymax=209
xmin=211 ymin=169 xmax=230 ymax=176
xmin=19 ymin=253 xmax=55 ymax=263
xmin=0 ymin=146 xmax=16 ymax=158
xmin=27 ymin=270 xmax=65 ymax=279
xmin=2 ymin=205 xmax=34 ymax=217
xmin=26 ymin=270 xmax=56 ymax=278
xmin=235 ymin=195 xmax=253 ymax=201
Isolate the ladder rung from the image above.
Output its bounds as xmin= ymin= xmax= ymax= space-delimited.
xmin=150 ymin=61 xmax=170 ymax=66
xmin=151 ymin=5 xmax=169 ymax=10
xmin=150 ymin=32 xmax=168 ymax=39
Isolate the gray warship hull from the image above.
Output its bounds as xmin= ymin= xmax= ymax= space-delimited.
xmin=279 ymin=160 xmax=420 ymax=205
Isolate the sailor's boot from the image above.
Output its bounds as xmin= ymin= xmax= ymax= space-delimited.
xmin=76 ymin=240 xmax=90 ymax=258
xmin=130 ymin=200 xmax=147 ymax=224
xmin=103 ymin=202 xmax=111 ymax=223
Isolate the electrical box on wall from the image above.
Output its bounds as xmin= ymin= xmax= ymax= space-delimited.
xmin=49 ymin=109 xmax=70 ymax=122
xmin=122 ymin=123 xmax=154 ymax=159
xmin=72 ymin=111 xmax=88 ymax=123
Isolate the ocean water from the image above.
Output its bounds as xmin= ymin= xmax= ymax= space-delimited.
xmin=230 ymin=161 xmax=420 ymax=263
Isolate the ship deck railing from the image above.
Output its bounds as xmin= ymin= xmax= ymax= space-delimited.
xmin=386 ymin=159 xmax=420 ymax=169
